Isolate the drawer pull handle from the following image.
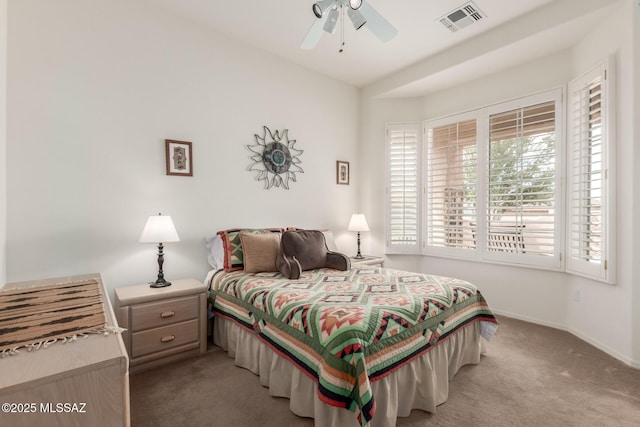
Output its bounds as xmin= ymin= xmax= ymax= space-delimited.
xmin=161 ymin=310 xmax=175 ymax=318
xmin=161 ymin=335 xmax=175 ymax=343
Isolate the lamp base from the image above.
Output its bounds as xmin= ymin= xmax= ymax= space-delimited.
xmin=149 ymin=243 xmax=172 ymax=288
xmin=149 ymin=279 xmax=172 ymax=288
xmin=354 ymin=231 xmax=364 ymax=260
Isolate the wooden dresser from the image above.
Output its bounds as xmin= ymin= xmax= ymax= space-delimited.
xmin=0 ymin=273 xmax=130 ymax=427
xmin=114 ymin=278 xmax=207 ymax=373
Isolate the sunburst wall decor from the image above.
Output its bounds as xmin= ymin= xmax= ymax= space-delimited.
xmin=247 ymin=126 xmax=304 ymax=189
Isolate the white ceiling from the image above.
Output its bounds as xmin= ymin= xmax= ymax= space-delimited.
xmin=142 ymin=0 xmax=619 ymax=96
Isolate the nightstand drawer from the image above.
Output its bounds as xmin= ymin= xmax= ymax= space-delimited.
xmin=130 ymin=295 xmax=198 ymax=331
xmin=131 ymin=319 xmax=199 ymax=358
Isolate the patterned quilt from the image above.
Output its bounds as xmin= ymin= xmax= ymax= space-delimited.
xmin=208 ymin=266 xmax=497 ymax=426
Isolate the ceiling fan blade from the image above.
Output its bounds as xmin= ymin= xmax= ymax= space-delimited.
xmin=300 ymin=15 xmax=329 ymax=50
xmin=359 ymin=1 xmax=398 ymax=42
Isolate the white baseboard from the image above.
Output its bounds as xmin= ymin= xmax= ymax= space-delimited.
xmin=492 ymin=308 xmax=566 ymax=331
xmin=491 ymin=309 xmax=640 ymax=368
xmin=568 ymin=327 xmax=639 ymax=369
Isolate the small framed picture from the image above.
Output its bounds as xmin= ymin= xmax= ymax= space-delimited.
xmin=336 ymin=160 xmax=349 ymax=185
xmin=165 ymin=140 xmax=193 ymax=176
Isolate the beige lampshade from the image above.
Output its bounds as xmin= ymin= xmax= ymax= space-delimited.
xmin=348 ymin=213 xmax=369 ymax=232
xmin=139 ymin=214 xmax=180 ymax=243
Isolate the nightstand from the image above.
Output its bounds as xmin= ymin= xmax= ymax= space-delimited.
xmin=350 ymin=255 xmax=384 ymax=267
xmin=114 ymin=278 xmax=207 ymax=373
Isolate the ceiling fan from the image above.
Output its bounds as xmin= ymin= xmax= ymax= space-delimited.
xmin=300 ymin=0 xmax=398 ymax=50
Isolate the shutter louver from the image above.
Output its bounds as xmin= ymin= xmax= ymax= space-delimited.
xmin=569 ymin=79 xmax=602 ymax=264
xmin=567 ymin=58 xmax=614 ymax=283
xmin=426 ymin=120 xmax=477 ymax=250
xmin=387 ymin=125 xmax=419 ymax=250
xmin=488 ymin=101 xmax=557 ymax=258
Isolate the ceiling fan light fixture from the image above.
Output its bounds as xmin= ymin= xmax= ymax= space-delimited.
xmin=347 ymin=8 xmax=366 ymax=30
xmin=313 ymin=0 xmax=335 ymax=19
xmin=323 ymin=8 xmax=340 ymax=33
xmin=301 ymin=0 xmax=396 ymax=50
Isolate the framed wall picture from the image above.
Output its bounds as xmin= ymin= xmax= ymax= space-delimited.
xmin=336 ymin=160 xmax=349 ymax=185
xmin=165 ymin=140 xmax=193 ymax=176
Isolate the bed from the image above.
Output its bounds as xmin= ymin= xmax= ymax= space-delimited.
xmin=205 ymin=228 xmax=497 ymax=427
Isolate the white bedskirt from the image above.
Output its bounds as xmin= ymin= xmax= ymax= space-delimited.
xmin=213 ymin=316 xmax=487 ymax=427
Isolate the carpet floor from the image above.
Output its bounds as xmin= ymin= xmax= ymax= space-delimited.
xmin=130 ymin=316 xmax=640 ymax=426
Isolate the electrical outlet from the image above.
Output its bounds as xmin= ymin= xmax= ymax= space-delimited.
xmin=573 ymin=288 xmax=581 ymax=302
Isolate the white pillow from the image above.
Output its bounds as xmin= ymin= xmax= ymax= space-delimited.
xmin=322 ymin=230 xmax=338 ymax=252
xmin=205 ymin=235 xmax=225 ymax=269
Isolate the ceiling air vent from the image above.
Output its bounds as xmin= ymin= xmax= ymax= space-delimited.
xmin=438 ymin=1 xmax=486 ymax=32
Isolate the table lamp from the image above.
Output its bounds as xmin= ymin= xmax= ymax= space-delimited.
xmin=139 ymin=213 xmax=180 ymax=288
xmin=348 ymin=213 xmax=369 ymax=259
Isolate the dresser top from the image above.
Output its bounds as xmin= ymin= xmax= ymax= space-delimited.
xmin=0 ymin=273 xmax=128 ymax=391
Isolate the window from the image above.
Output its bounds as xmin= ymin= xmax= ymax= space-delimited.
xmin=485 ymin=93 xmax=562 ymax=269
xmin=566 ymin=58 xmax=615 ymax=283
xmin=385 ymin=123 xmax=421 ymax=253
xmin=421 ymin=89 xmax=563 ymax=270
xmin=386 ymin=63 xmax=616 ymax=278
xmin=425 ymin=113 xmax=479 ymax=258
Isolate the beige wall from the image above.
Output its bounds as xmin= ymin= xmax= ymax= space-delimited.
xmin=5 ymin=0 xmax=360 ymax=295
xmin=565 ymin=0 xmax=636 ymax=367
xmin=632 ymin=0 xmax=640 ymax=366
xmin=0 ymin=0 xmax=6 ymax=286
xmin=360 ymin=0 xmax=639 ymax=366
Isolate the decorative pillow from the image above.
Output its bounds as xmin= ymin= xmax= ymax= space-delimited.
xmin=286 ymin=227 xmax=338 ymax=252
xmin=239 ymin=231 xmax=281 ymax=273
xmin=217 ymin=228 xmax=283 ymax=272
xmin=276 ymin=230 xmax=350 ymax=279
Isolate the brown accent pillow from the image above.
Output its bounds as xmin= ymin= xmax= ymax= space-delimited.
xmin=276 ymin=230 xmax=350 ymax=279
xmin=239 ymin=231 xmax=281 ymax=273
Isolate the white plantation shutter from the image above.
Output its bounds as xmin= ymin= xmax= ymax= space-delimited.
xmin=567 ymin=59 xmax=615 ymax=283
xmin=425 ymin=116 xmax=478 ymax=256
xmin=386 ymin=123 xmax=420 ymax=253
xmin=419 ymin=90 xmax=561 ymax=269
xmin=485 ymin=91 xmax=562 ymax=269
xmin=385 ymin=86 xmax=613 ymax=274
